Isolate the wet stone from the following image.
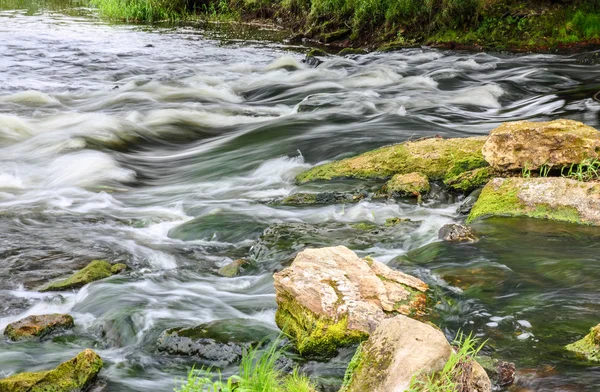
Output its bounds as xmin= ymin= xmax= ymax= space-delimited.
xmin=438 ymin=224 xmax=477 ymax=242
xmin=157 ymin=319 xmax=278 ymax=367
xmin=278 ymin=190 xmax=367 ymax=206
xmin=4 ymin=313 xmax=75 ymax=341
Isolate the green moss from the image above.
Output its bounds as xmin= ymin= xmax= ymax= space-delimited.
xmin=384 ymin=172 xmax=430 ymax=197
xmin=41 ymin=260 xmax=123 ymax=292
xmin=338 ymin=48 xmax=367 ymax=55
xmin=275 ymin=293 xmax=368 ymax=358
xmin=306 ymin=48 xmax=327 ymax=57
xmin=111 ymin=263 xmax=127 ymax=274
xmin=296 ymin=137 xmax=487 ymax=184
xmin=566 ymin=324 xmax=600 ymax=361
xmin=467 ymin=178 xmax=584 ymax=224
xmin=321 ymin=28 xmax=351 ymax=43
xmin=384 ymin=217 xmax=410 ymax=227
xmin=340 ymin=343 xmax=363 ymax=391
xmin=351 ymin=222 xmax=378 ymax=231
xmin=444 ymin=167 xmax=493 ymax=193
xmin=0 ymin=349 xmax=103 ymax=392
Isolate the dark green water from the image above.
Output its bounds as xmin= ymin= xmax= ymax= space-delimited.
xmin=1 ymin=1 xmax=600 ymax=391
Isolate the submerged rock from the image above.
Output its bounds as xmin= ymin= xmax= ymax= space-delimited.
xmin=217 ymin=259 xmax=251 ymax=277
xmin=273 ymin=246 xmax=428 ymax=358
xmin=279 ymin=190 xmax=367 ymax=206
xmin=468 ymin=177 xmax=600 ymax=226
xmin=438 ymin=224 xmax=477 ymax=242
xmin=157 ymin=319 xmax=278 ymax=366
xmin=566 ymin=323 xmax=600 ymax=361
xmin=40 ymin=260 xmax=127 ymax=292
xmin=0 ymin=349 xmax=103 ymax=392
xmin=383 ymin=172 xmax=430 ymax=197
xmin=4 ymin=314 xmax=74 ymax=341
xmin=342 ymin=315 xmax=491 ymax=392
xmin=250 ymin=221 xmax=418 ymax=267
xmin=482 ymin=119 xmax=600 ymax=171
xmin=457 ymin=188 xmax=483 ymax=215
xmin=477 ymin=357 xmax=516 ymax=388
xmin=296 ymin=136 xmax=487 ymax=184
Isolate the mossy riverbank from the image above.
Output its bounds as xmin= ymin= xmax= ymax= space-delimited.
xmin=90 ymin=0 xmax=600 ymax=53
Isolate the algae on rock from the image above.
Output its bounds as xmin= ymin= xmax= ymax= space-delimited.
xmin=468 ymin=177 xmax=600 ymax=225
xmin=4 ymin=314 xmax=74 ymax=341
xmin=296 ymin=136 xmax=488 ymax=184
xmin=273 ymin=246 xmax=428 ymax=358
xmin=41 ymin=260 xmax=127 ymax=292
xmin=0 ymin=349 xmax=103 ymax=392
xmin=383 ymin=172 xmax=430 ymax=197
xmin=566 ymin=323 xmax=600 ymax=362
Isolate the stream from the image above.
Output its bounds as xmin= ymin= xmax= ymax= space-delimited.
xmin=2 ymin=2 xmax=600 ymax=391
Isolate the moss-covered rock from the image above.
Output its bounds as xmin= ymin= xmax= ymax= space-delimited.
xmin=273 ymin=246 xmax=428 ymax=358
xmin=279 ymin=190 xmax=367 ymax=206
xmin=321 ymin=28 xmax=351 ymax=43
xmin=338 ymin=48 xmax=368 ymax=56
xmin=0 ymin=349 xmax=103 ymax=392
xmin=566 ymin=323 xmax=600 ymax=361
xmin=217 ymin=259 xmax=251 ymax=277
xmin=341 ymin=315 xmax=451 ymax=392
xmin=444 ymin=167 xmax=493 ymax=193
xmin=468 ymin=177 xmax=600 ymax=225
xmin=40 ymin=260 xmax=126 ymax=292
xmin=4 ymin=314 xmax=74 ymax=341
xmin=296 ymin=136 xmax=487 ymax=184
xmin=482 ymin=119 xmax=600 ymax=171
xmin=383 ymin=172 xmax=430 ymax=197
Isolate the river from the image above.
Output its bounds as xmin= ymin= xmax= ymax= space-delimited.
xmin=2 ymin=2 xmax=600 ymax=391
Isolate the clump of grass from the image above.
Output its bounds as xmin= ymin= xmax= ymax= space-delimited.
xmin=407 ymin=332 xmax=486 ymax=392
xmin=175 ymin=341 xmax=315 ymax=392
xmin=561 ymin=158 xmax=600 ymax=182
xmin=90 ymin=0 xmax=188 ymax=22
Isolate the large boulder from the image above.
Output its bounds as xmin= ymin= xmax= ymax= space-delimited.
xmin=566 ymin=323 xmax=600 ymax=361
xmin=4 ymin=314 xmax=74 ymax=341
xmin=40 ymin=260 xmax=126 ymax=292
xmin=157 ymin=319 xmax=278 ymax=367
xmin=273 ymin=246 xmax=428 ymax=358
xmin=482 ymin=119 xmax=600 ymax=170
xmin=296 ymin=136 xmax=487 ymax=183
xmin=0 ymin=349 xmax=103 ymax=392
xmin=342 ymin=316 xmax=491 ymax=392
xmin=341 ymin=315 xmax=451 ymax=392
xmin=468 ymin=177 xmax=600 ymax=225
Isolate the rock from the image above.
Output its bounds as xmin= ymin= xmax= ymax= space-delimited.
xmin=477 ymin=357 xmax=516 ymax=388
xmin=157 ymin=319 xmax=278 ymax=367
xmin=341 ymin=315 xmax=452 ymax=392
xmin=273 ymin=246 xmax=428 ymax=358
xmin=468 ymin=177 xmax=600 ymax=226
xmin=250 ymin=221 xmax=419 ymax=267
xmin=566 ymin=323 xmax=600 ymax=361
xmin=321 ymin=28 xmax=351 ymax=43
xmin=342 ymin=316 xmax=491 ymax=392
xmin=40 ymin=260 xmax=126 ymax=292
xmin=438 ymin=224 xmax=477 ymax=242
xmin=383 ymin=172 xmax=430 ymax=197
xmin=457 ymin=188 xmax=483 ymax=215
xmin=482 ymin=119 xmax=600 ymax=171
xmin=338 ymin=48 xmax=368 ymax=56
xmin=444 ymin=167 xmax=493 ymax=193
xmin=0 ymin=349 xmax=103 ymax=392
xmin=279 ymin=191 xmax=367 ymax=206
xmin=217 ymin=259 xmax=250 ymax=277
xmin=4 ymin=314 xmax=74 ymax=341
xmin=168 ymin=213 xmax=267 ymax=243
xmin=296 ymin=136 xmax=487 ymax=184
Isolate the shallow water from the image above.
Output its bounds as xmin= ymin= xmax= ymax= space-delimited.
xmin=2 ymin=2 xmax=600 ymax=391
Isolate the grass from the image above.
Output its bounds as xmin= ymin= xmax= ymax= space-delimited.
xmin=407 ymin=332 xmax=486 ymax=392
xmin=175 ymin=341 xmax=315 ymax=392
xmin=561 ymin=158 xmax=600 ymax=182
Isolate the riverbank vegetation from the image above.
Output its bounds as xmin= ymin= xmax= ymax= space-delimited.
xmin=89 ymin=0 xmax=600 ymax=51
xmin=176 ymin=342 xmax=315 ymax=392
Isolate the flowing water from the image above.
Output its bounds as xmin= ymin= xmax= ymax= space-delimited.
xmin=2 ymin=2 xmax=600 ymax=391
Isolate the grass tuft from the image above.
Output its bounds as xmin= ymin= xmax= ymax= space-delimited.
xmin=175 ymin=340 xmax=315 ymax=392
